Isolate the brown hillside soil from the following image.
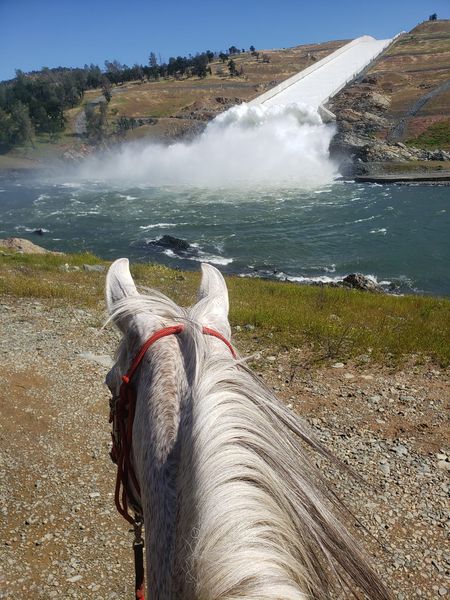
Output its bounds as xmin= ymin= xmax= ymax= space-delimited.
xmin=105 ymin=39 xmax=347 ymax=142
xmin=0 ymin=295 xmax=448 ymax=599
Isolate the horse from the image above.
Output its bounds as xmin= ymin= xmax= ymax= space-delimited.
xmin=105 ymin=258 xmax=391 ymax=600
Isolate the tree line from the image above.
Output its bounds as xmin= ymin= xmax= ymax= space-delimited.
xmin=0 ymin=44 xmax=256 ymax=151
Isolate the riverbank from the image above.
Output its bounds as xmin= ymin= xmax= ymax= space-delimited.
xmin=2 ymin=151 xmax=450 ymax=184
xmin=355 ymin=170 xmax=450 ymax=183
xmin=1 ymin=250 xmax=449 ymax=365
xmin=0 ymin=253 xmax=448 ymax=599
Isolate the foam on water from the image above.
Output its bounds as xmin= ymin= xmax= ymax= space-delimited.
xmin=15 ymin=225 xmax=50 ymax=233
xmin=139 ymin=223 xmax=184 ymax=230
xmin=79 ymin=102 xmax=337 ymax=188
xmin=161 ymin=248 xmax=233 ymax=266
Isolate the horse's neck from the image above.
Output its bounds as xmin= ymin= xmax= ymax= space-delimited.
xmin=133 ymin=347 xmax=192 ymax=599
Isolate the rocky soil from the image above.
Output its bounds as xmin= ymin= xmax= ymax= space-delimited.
xmin=329 ymin=21 xmax=450 ymax=176
xmin=0 ymin=297 xmax=449 ymax=599
xmin=329 ymin=83 xmax=450 ymax=174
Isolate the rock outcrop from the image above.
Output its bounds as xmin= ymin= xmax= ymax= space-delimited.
xmin=342 ymin=273 xmax=383 ymax=293
xmin=328 ymin=22 xmax=450 ymax=176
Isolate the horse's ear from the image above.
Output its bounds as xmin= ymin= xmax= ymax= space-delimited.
xmin=106 ymin=258 xmax=139 ymax=316
xmin=197 ymin=263 xmax=230 ymax=335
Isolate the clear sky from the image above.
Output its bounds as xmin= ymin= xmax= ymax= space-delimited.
xmin=1 ymin=0 xmax=449 ymax=81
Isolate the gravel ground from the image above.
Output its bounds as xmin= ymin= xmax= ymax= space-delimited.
xmin=0 ymin=297 xmax=448 ymax=599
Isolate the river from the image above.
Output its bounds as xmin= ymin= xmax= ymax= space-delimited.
xmin=1 ymin=173 xmax=448 ymax=296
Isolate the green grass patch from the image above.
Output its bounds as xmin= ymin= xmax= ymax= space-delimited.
xmin=1 ymin=253 xmax=449 ymax=366
xmin=406 ymin=120 xmax=450 ymax=150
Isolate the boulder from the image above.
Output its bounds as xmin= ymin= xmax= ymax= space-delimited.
xmin=0 ymin=237 xmax=61 ymax=255
xmin=343 ymin=273 xmax=383 ymax=293
xmin=155 ymin=235 xmax=190 ymax=252
xmin=83 ymin=264 xmax=106 ymax=272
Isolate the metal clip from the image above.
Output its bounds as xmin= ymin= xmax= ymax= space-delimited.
xmin=133 ymin=515 xmax=144 ymax=547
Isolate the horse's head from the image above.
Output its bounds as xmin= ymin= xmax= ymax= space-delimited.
xmin=105 ymin=257 xmax=232 ymax=397
xmin=104 ymin=258 xmax=239 ymax=596
xmin=105 ymin=257 xmax=238 ymax=481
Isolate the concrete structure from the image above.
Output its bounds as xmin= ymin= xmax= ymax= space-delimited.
xmin=250 ymin=35 xmax=401 ymax=118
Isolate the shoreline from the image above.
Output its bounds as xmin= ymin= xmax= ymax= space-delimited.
xmin=0 ymin=237 xmax=425 ymax=298
xmin=354 ymin=171 xmax=450 ymax=184
xmin=0 ymin=236 xmax=447 ymax=299
xmin=3 ymin=156 xmax=450 ymax=186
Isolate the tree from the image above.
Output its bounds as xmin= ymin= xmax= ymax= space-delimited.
xmin=149 ymin=52 xmax=159 ymax=80
xmin=219 ymin=52 xmax=229 ymax=63
xmin=10 ymin=101 xmax=34 ymax=146
xmin=0 ymin=108 xmax=14 ymax=150
xmin=115 ymin=116 xmax=136 ymax=139
xmin=85 ymin=102 xmax=107 ymax=144
xmin=104 ymin=60 xmax=123 ymax=85
xmin=228 ymin=59 xmax=238 ymax=77
xmin=129 ymin=63 xmax=144 ymax=82
xmin=228 ymin=46 xmax=240 ymax=55
xmin=191 ymin=53 xmax=209 ymax=78
xmin=102 ymin=77 xmax=112 ymax=103
xmin=249 ymin=45 xmax=256 ymax=52
xmin=429 ymin=13 xmax=437 ymax=20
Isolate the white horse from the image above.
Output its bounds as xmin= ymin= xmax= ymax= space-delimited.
xmin=105 ymin=258 xmax=391 ymax=600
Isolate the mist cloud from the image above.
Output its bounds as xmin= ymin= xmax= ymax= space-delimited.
xmin=79 ymin=102 xmax=338 ymax=188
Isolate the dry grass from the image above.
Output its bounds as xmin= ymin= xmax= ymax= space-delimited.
xmin=362 ymin=20 xmax=450 ymax=140
xmin=1 ymin=253 xmax=449 ymax=366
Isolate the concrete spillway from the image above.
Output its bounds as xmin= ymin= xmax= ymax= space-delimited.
xmin=249 ymin=35 xmax=397 ymax=115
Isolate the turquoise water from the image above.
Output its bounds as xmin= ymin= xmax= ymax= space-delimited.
xmin=1 ymin=174 xmax=449 ymax=296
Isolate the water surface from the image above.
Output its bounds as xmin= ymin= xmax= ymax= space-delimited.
xmin=1 ymin=174 xmax=448 ymax=296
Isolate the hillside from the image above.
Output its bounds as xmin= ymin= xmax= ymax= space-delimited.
xmin=329 ymin=20 xmax=450 ymax=174
xmin=2 ymin=21 xmax=450 ymax=176
xmin=1 ymin=39 xmax=347 ymax=168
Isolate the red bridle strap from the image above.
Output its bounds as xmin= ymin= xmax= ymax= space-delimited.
xmin=121 ymin=324 xmax=185 ymax=385
xmin=122 ymin=323 xmax=236 ymax=388
xmin=202 ymin=326 xmax=237 ymax=358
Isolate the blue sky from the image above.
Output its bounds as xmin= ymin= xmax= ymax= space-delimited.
xmin=1 ymin=0 xmax=449 ymax=81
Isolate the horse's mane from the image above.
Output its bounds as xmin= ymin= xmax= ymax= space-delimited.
xmin=109 ymin=287 xmax=391 ymax=600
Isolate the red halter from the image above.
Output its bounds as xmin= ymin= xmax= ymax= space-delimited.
xmin=109 ymin=323 xmax=237 ymax=599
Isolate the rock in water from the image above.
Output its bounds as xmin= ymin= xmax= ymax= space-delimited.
xmin=343 ymin=273 xmax=383 ymax=293
xmin=154 ymin=235 xmax=191 ymax=252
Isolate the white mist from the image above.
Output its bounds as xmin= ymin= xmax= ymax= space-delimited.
xmin=79 ymin=102 xmax=338 ymax=188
